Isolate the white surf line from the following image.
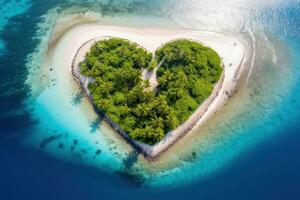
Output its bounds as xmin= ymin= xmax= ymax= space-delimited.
xmin=246 ymin=23 xmax=256 ymax=83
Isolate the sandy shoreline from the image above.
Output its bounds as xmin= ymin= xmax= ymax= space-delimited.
xmin=49 ymin=22 xmax=249 ymax=158
xmin=67 ymin=24 xmax=247 ymax=158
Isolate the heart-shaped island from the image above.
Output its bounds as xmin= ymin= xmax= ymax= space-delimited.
xmin=71 ymin=26 xmax=247 ymax=158
xmin=77 ymin=37 xmax=222 ymax=142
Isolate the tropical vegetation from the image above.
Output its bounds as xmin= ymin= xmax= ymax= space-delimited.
xmin=79 ymin=38 xmax=222 ymax=145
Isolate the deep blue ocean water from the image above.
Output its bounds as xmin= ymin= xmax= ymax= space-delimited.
xmin=1 ymin=0 xmax=300 ymax=199
xmin=1 ymin=122 xmax=300 ymax=199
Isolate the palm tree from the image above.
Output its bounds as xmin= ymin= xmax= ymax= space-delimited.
xmin=135 ymin=104 xmax=148 ymax=117
xmin=120 ymin=106 xmax=131 ymax=117
xmin=158 ymin=70 xmax=173 ymax=89
xmin=97 ymin=99 xmax=110 ymax=111
xmin=165 ymin=113 xmax=179 ymax=130
xmin=150 ymin=116 xmax=164 ymax=129
xmin=164 ymin=70 xmax=173 ymax=81
xmin=99 ymin=81 xmax=113 ymax=96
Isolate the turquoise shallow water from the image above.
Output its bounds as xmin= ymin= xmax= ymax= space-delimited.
xmin=1 ymin=0 xmax=300 ymax=198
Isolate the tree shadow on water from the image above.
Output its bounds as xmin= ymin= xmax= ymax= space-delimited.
xmin=122 ymin=151 xmax=139 ymax=171
xmin=89 ymin=117 xmax=102 ymax=133
xmin=116 ymin=151 xmax=145 ymax=187
xmin=71 ymin=91 xmax=84 ymax=106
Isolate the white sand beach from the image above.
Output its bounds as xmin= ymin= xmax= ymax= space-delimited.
xmin=48 ymin=22 xmax=250 ymax=158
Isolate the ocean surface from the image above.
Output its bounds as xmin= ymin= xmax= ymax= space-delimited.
xmin=1 ymin=0 xmax=300 ymax=199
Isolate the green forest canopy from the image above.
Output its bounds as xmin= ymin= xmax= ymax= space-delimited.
xmin=79 ymin=38 xmax=223 ymax=145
